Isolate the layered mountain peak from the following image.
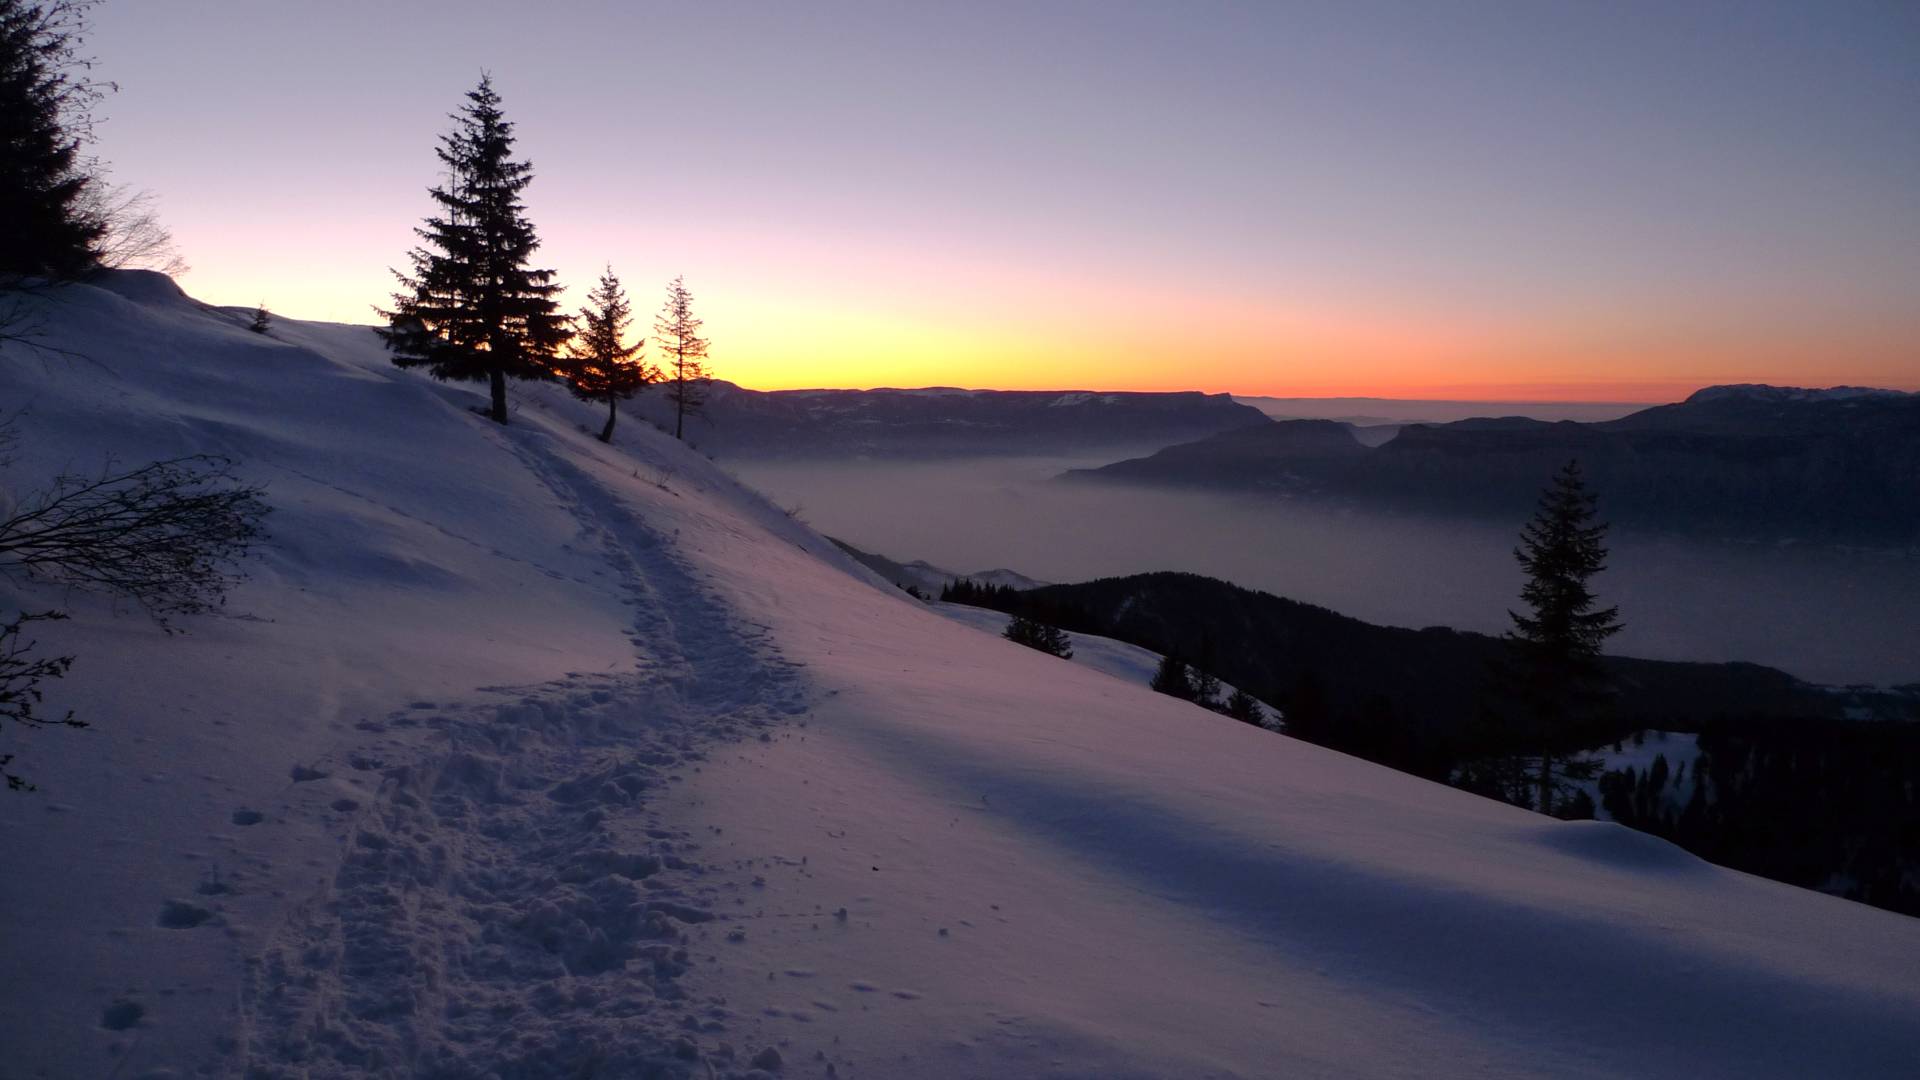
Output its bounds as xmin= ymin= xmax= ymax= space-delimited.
xmin=1685 ymin=383 xmax=1914 ymax=404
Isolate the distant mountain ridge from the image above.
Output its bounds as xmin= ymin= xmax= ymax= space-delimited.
xmin=1065 ymin=384 xmax=1920 ymax=541
xmin=627 ymin=381 xmax=1268 ymax=459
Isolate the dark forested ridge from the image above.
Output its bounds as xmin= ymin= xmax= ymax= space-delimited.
xmin=1601 ymin=718 xmax=1920 ymax=916
xmin=941 ymin=571 xmax=1914 ymax=777
xmin=628 ymin=384 xmax=1268 ymax=459
xmin=1064 ymin=386 xmax=1920 ymax=542
xmin=942 ymin=569 xmax=1920 ymax=916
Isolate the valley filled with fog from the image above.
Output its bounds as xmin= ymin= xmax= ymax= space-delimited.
xmin=730 ymin=454 xmax=1920 ymax=688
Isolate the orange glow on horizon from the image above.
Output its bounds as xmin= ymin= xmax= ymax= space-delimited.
xmin=171 ymin=223 xmax=1920 ymax=408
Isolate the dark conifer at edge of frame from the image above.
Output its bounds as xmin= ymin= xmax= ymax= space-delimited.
xmin=0 ymin=0 xmax=110 ymax=279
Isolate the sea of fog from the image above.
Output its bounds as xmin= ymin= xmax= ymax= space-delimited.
xmin=728 ymin=454 xmax=1920 ymax=688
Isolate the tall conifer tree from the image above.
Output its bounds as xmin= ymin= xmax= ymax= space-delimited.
xmin=558 ymin=266 xmax=654 ymax=443
xmin=378 ymin=75 xmax=566 ymax=425
xmin=0 ymin=0 xmax=107 ymax=278
xmin=653 ymin=276 xmax=711 ymax=440
xmin=1504 ymin=459 xmax=1622 ymax=814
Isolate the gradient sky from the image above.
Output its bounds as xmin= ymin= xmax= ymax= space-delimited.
xmin=84 ymin=1 xmax=1920 ymax=399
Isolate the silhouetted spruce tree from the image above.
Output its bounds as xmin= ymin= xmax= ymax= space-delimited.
xmin=1504 ymin=459 xmax=1622 ymax=815
xmin=1150 ymin=653 xmax=1195 ymax=700
xmin=377 ymin=75 xmax=567 ymax=425
xmin=1004 ymin=613 xmax=1071 ymax=658
xmin=558 ymin=266 xmax=654 ymax=443
xmin=1192 ymin=667 xmax=1223 ymax=710
xmin=1224 ymin=688 xmax=1265 ymax=726
xmin=248 ymin=302 xmax=270 ymax=334
xmin=654 ymin=275 xmax=710 ymax=440
xmin=0 ymin=0 xmax=108 ymax=278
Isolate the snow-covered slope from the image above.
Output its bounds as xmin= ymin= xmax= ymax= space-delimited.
xmin=2 ymin=274 xmax=1917 ymax=1079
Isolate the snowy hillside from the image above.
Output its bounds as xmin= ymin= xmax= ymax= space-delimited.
xmin=2 ymin=273 xmax=1918 ymax=1079
xmin=932 ymin=601 xmax=1280 ymax=723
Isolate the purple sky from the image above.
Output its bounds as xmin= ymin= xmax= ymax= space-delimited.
xmin=81 ymin=1 xmax=1920 ymax=397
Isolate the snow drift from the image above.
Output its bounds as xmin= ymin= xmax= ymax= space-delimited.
xmin=1 ymin=273 xmax=1916 ymax=1079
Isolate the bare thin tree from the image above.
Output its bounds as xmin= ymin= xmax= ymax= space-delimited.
xmin=653 ymin=276 xmax=711 ymax=440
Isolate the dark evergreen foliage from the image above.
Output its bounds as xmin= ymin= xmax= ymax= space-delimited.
xmin=0 ymin=0 xmax=108 ymax=278
xmin=377 ymin=75 xmax=567 ymax=425
xmin=654 ymin=276 xmax=711 ymax=440
xmin=248 ymin=302 xmax=270 ymax=334
xmin=1191 ymin=666 xmax=1222 ymax=710
xmin=940 ymin=579 xmax=1020 ymax=607
xmin=943 ymin=559 xmax=1919 ymax=917
xmin=1600 ymin=719 xmax=1920 ymax=917
xmin=936 ymin=568 xmax=1846 ymax=778
xmin=1149 ymin=653 xmax=1194 ymax=700
xmin=1224 ymin=688 xmax=1265 ymax=726
xmin=1003 ymin=613 xmax=1072 ymax=658
xmin=557 ymin=266 xmax=654 ymax=443
xmin=1488 ymin=459 xmax=1623 ymax=815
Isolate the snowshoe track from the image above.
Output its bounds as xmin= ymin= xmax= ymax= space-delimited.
xmin=236 ymin=429 xmax=808 ymax=1078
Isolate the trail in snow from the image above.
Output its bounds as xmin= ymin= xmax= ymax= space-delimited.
xmin=237 ymin=427 xmax=809 ymax=1078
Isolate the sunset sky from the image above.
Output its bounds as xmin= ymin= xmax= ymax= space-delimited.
xmin=86 ymin=1 xmax=1920 ymax=400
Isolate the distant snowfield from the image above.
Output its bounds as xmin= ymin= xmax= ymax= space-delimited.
xmin=1 ymin=274 xmax=1916 ymax=1079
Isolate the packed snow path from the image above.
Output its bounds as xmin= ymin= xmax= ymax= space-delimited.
xmin=238 ymin=428 xmax=810 ymax=1077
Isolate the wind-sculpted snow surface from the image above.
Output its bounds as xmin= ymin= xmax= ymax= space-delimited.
xmin=2 ymin=273 xmax=1918 ymax=1079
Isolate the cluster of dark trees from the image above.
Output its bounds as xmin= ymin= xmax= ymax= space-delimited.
xmin=1003 ymin=613 xmax=1072 ymax=658
xmin=944 ymin=580 xmax=1268 ymax=726
xmin=1600 ymin=718 xmax=1920 ymax=916
xmin=945 ymin=461 xmax=1920 ymax=915
xmin=945 ymin=463 xmax=1629 ymax=802
xmin=1150 ymin=653 xmax=1267 ymax=726
xmin=1 ymin=0 xmax=269 ymax=789
xmin=379 ymin=76 xmax=711 ymax=444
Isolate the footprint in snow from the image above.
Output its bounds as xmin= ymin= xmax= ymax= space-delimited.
xmin=99 ymin=998 xmax=144 ymax=1031
xmin=230 ymin=809 xmax=263 ymax=826
xmin=156 ymin=900 xmax=215 ymax=929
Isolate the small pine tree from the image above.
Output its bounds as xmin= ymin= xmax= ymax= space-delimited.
xmin=1224 ymin=688 xmax=1265 ymax=727
xmin=0 ymin=0 xmax=109 ymax=278
xmin=1004 ymin=614 xmax=1072 ymax=658
xmin=1191 ymin=668 xmax=1223 ymax=710
xmin=1150 ymin=653 xmax=1194 ymax=700
xmin=1504 ymin=458 xmax=1623 ymax=815
xmin=654 ymin=275 xmax=711 ymax=440
xmin=377 ymin=75 xmax=567 ymax=425
xmin=557 ymin=266 xmax=654 ymax=443
xmin=248 ymin=302 xmax=271 ymax=334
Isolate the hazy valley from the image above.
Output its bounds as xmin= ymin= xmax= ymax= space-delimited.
xmin=731 ymin=453 xmax=1920 ymax=688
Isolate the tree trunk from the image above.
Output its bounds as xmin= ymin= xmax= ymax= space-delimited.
xmin=674 ymin=379 xmax=685 ymax=441
xmin=599 ymin=397 xmax=616 ymax=444
xmin=1538 ymin=751 xmax=1553 ymax=816
xmin=488 ymin=368 xmax=508 ymax=425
